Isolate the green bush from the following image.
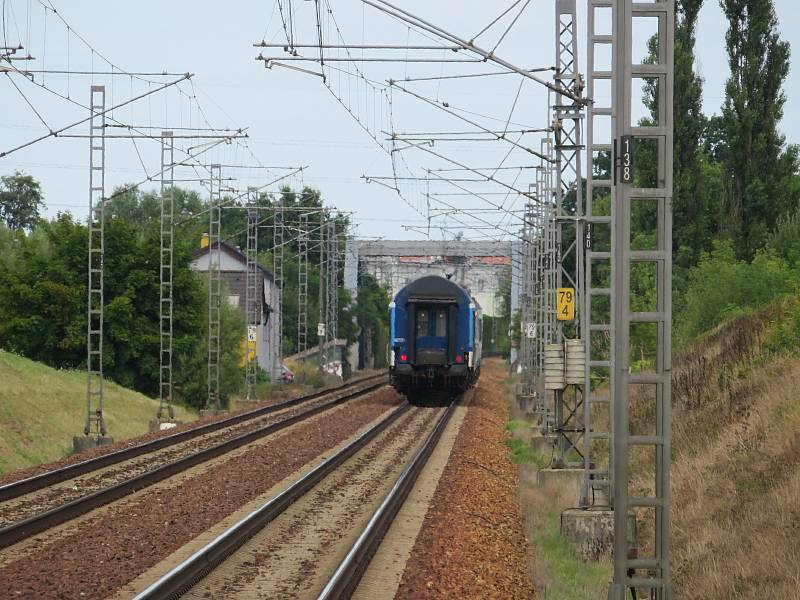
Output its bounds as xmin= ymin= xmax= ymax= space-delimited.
xmin=677 ymin=240 xmax=799 ymax=344
xmin=506 ymin=437 xmax=550 ymax=467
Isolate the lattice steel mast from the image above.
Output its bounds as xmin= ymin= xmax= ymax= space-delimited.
xmin=326 ymin=220 xmax=338 ymax=367
xmin=317 ymin=219 xmax=327 ymax=369
xmin=84 ymin=85 xmax=107 ymax=439
xmin=517 ymin=200 xmax=536 ymax=411
xmin=273 ymin=198 xmax=285 ymax=362
xmin=245 ymin=187 xmax=259 ymax=401
xmin=552 ymin=0 xmax=586 ymax=468
xmin=157 ymin=131 xmax=176 ymax=420
xmin=297 ymin=212 xmax=309 ymax=353
xmin=582 ymin=0 xmax=617 ymax=510
xmin=207 ymin=164 xmax=223 ymax=411
xmin=609 ymin=0 xmax=674 ymax=596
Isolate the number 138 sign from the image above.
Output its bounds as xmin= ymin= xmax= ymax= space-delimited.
xmin=557 ymin=288 xmax=575 ymax=321
xmin=620 ymin=135 xmax=634 ymax=183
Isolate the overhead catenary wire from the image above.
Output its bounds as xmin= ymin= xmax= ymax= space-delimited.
xmin=254 ymin=0 xmax=560 ymax=241
xmin=0 ymin=73 xmax=192 ymax=157
xmin=360 ymin=0 xmax=586 ymax=105
xmin=387 ymin=81 xmax=551 ymax=161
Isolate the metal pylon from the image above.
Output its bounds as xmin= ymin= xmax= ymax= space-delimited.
xmin=325 ymin=220 xmax=338 ymax=368
xmin=317 ymin=220 xmax=327 ymax=369
xmin=517 ymin=201 xmax=536 ymax=410
xmin=538 ymin=141 xmax=559 ymax=432
xmin=207 ymin=164 xmax=222 ymax=410
xmin=245 ymin=187 xmax=259 ymax=402
xmin=608 ymin=0 xmax=674 ymax=597
xmin=582 ymin=0 xmax=617 ymax=509
xmin=157 ymin=131 xmax=175 ymax=420
xmin=533 ymin=198 xmax=547 ymax=407
xmin=85 ymin=85 xmax=107 ymax=437
xmin=537 ymin=169 xmax=548 ymax=342
xmin=273 ymin=200 xmax=284 ymax=362
xmin=297 ymin=213 xmax=309 ymax=353
xmin=552 ymin=0 xmax=586 ymax=469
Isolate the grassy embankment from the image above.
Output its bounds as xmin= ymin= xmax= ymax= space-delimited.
xmin=631 ymin=299 xmax=800 ymax=598
xmin=506 ymin=297 xmax=800 ymax=598
xmin=0 ymin=350 xmax=196 ymax=475
xmin=506 ymin=389 xmax=610 ymax=599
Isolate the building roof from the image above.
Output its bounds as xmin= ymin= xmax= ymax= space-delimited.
xmin=193 ymin=241 xmax=274 ymax=281
xmin=355 ymin=239 xmax=512 ymax=258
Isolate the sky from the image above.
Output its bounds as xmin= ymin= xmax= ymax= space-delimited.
xmin=1 ymin=0 xmax=799 ymax=241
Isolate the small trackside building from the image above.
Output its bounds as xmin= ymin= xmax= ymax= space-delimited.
xmin=191 ymin=241 xmax=282 ymax=381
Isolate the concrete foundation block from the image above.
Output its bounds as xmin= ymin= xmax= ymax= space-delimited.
xmin=536 ymin=467 xmax=584 ymax=499
xmin=148 ymin=418 xmax=183 ymax=433
xmin=72 ymin=435 xmax=114 ymax=454
xmin=561 ymin=508 xmax=614 ymax=561
xmin=561 ymin=508 xmax=637 ymax=562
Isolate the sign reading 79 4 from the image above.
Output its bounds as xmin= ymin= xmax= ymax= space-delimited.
xmin=557 ymin=287 xmax=575 ymax=321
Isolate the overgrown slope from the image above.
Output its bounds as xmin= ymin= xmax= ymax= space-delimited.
xmin=0 ymin=350 xmax=195 ymax=475
xmin=633 ymin=300 xmax=800 ymax=598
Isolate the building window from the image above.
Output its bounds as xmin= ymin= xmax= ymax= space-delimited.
xmin=227 ymin=295 xmax=240 ymax=307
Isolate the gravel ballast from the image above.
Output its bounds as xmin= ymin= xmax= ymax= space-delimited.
xmin=0 ymin=374 xmax=382 ymax=489
xmin=0 ymin=389 xmax=400 ymax=599
xmin=395 ymin=360 xmax=536 ymax=599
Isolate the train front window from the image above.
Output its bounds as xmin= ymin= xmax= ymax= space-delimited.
xmin=435 ymin=309 xmax=447 ymax=336
xmin=416 ymin=310 xmax=429 ymax=337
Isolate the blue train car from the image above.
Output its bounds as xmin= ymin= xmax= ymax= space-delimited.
xmin=389 ymin=275 xmax=482 ymax=401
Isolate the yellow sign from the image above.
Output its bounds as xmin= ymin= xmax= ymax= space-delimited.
xmin=240 ymin=328 xmax=258 ymax=367
xmin=557 ymin=288 xmax=575 ymax=321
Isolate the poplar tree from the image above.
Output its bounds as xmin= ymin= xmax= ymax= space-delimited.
xmin=672 ymin=0 xmax=722 ymax=266
xmin=720 ymin=0 xmax=798 ymax=258
xmin=640 ymin=1 xmax=722 ymax=268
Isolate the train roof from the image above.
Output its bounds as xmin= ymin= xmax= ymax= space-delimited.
xmin=394 ymin=275 xmax=481 ymax=309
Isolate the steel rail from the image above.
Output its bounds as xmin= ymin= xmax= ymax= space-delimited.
xmin=0 ymin=373 xmax=384 ymax=503
xmin=0 ymin=380 xmax=387 ymax=549
xmin=133 ymin=403 xmax=413 ymax=600
xmin=318 ymin=400 xmax=456 ymax=599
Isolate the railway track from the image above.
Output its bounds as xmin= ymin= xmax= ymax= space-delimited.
xmin=133 ymin=398 xmax=456 ymax=600
xmin=0 ymin=374 xmax=386 ymax=549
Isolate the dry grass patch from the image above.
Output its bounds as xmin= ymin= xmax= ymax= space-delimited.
xmin=629 ymin=307 xmax=800 ymax=598
xmin=667 ymin=360 xmax=800 ymax=599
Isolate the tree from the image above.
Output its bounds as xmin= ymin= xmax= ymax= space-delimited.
xmin=0 ymin=205 xmax=242 ymax=409
xmin=673 ymin=1 xmax=726 ymax=267
xmin=0 ymin=172 xmax=44 ymax=230
xmin=639 ymin=4 xmax=723 ymax=269
xmin=719 ymin=0 xmax=799 ymax=258
xmin=354 ymin=274 xmax=391 ymax=368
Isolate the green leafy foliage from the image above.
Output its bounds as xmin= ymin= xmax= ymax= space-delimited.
xmin=719 ymin=0 xmax=800 ymax=259
xmin=354 ymin=273 xmax=391 ymax=368
xmin=485 ymin=267 xmax=511 ymax=355
xmin=0 ymin=189 xmax=241 ymax=409
xmin=0 ymin=176 xmax=391 ymax=409
xmin=0 ymin=171 xmax=44 ymax=230
xmin=229 ymin=186 xmax=357 ymax=357
xmin=677 ymin=240 xmax=799 ymax=344
xmin=505 ymin=437 xmax=549 ymax=468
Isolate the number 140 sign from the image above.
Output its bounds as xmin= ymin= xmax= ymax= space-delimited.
xmin=557 ymin=288 xmax=575 ymax=321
